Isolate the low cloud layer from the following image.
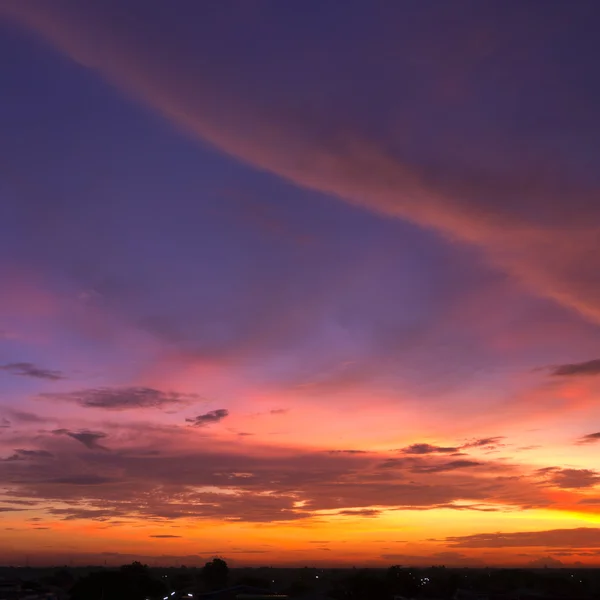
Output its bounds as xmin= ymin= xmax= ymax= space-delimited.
xmin=446 ymin=528 xmax=600 ymax=549
xmin=0 ymin=426 xmax=569 ymax=524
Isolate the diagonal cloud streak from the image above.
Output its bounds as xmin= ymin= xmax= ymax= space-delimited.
xmin=2 ymin=1 xmax=600 ymax=323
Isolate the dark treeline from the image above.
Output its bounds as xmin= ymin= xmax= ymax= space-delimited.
xmin=1 ymin=562 xmax=600 ymax=599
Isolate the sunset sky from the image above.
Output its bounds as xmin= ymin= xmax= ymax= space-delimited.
xmin=1 ymin=0 xmax=600 ymax=568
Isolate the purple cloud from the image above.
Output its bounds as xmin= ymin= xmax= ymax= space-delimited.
xmin=186 ymin=409 xmax=229 ymax=427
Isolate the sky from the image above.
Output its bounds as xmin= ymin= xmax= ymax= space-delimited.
xmin=1 ymin=0 xmax=600 ymax=568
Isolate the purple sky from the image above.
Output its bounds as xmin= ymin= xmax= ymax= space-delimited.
xmin=1 ymin=0 xmax=600 ymax=567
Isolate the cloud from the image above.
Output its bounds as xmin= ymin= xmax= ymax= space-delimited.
xmin=4 ymin=1 xmax=600 ymax=325
xmin=52 ymin=429 xmax=108 ymax=450
xmin=0 ymin=428 xmax=552 ymax=525
xmin=446 ymin=528 xmax=600 ymax=548
xmin=186 ymin=409 xmax=229 ymax=427
xmin=0 ymin=418 xmax=10 ymax=429
xmin=40 ymin=386 xmax=196 ymax=410
xmin=327 ymin=450 xmax=369 ymax=455
xmin=49 ymin=475 xmax=115 ymax=485
xmin=551 ymin=359 xmax=600 ymax=377
xmin=380 ymin=551 xmax=481 ymax=566
xmin=462 ymin=437 xmax=505 ymax=448
xmin=4 ymin=449 xmax=54 ymax=461
xmin=0 ymin=362 xmax=65 ymax=381
xmin=538 ymin=467 xmax=600 ymax=489
xmin=5 ymin=410 xmax=48 ymax=424
xmin=411 ymin=459 xmax=483 ymax=473
xmin=336 ymin=508 xmax=380 ymax=517
xmin=577 ymin=432 xmax=600 ymax=445
xmin=149 ymin=534 xmax=182 ymax=538
xmin=400 ymin=443 xmax=458 ymax=454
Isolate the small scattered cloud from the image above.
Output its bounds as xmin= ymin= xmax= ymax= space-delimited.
xmin=462 ymin=437 xmax=505 ymax=448
xmin=399 ymin=438 xmax=504 ymax=456
xmin=551 ymin=359 xmax=600 ymax=377
xmin=186 ymin=409 xmax=229 ymax=427
xmin=6 ymin=410 xmax=48 ymax=424
xmin=400 ymin=443 xmax=458 ymax=454
xmin=577 ymin=432 xmax=600 ymax=445
xmin=52 ymin=429 xmax=108 ymax=450
xmin=0 ymin=362 xmax=65 ymax=381
xmin=0 ymin=418 xmax=10 ymax=428
xmin=412 ymin=459 xmax=483 ymax=473
xmin=40 ymin=387 xmax=196 ymax=410
xmin=327 ymin=449 xmax=369 ymax=454
xmin=149 ymin=534 xmax=182 ymax=538
xmin=336 ymin=508 xmax=380 ymax=517
xmin=4 ymin=449 xmax=54 ymax=461
xmin=269 ymin=409 xmax=288 ymax=415
xmin=538 ymin=467 xmax=600 ymax=489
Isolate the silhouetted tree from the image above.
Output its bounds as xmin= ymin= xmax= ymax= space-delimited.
xmin=201 ymin=558 xmax=229 ymax=589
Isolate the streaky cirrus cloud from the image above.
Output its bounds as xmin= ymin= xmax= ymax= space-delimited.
xmin=3 ymin=449 xmax=54 ymax=461
xmin=0 ymin=362 xmax=65 ymax=381
xmin=577 ymin=432 xmax=600 ymax=445
xmin=336 ymin=508 xmax=380 ymax=517
xmin=411 ymin=459 xmax=483 ymax=474
xmin=400 ymin=443 xmax=459 ymax=455
xmin=2 ymin=409 xmax=49 ymax=424
xmin=551 ymin=358 xmax=600 ymax=377
xmin=40 ymin=386 xmax=197 ymax=410
xmin=446 ymin=527 xmax=600 ymax=548
xmin=2 ymin=1 xmax=600 ymax=325
xmin=186 ymin=409 xmax=229 ymax=427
